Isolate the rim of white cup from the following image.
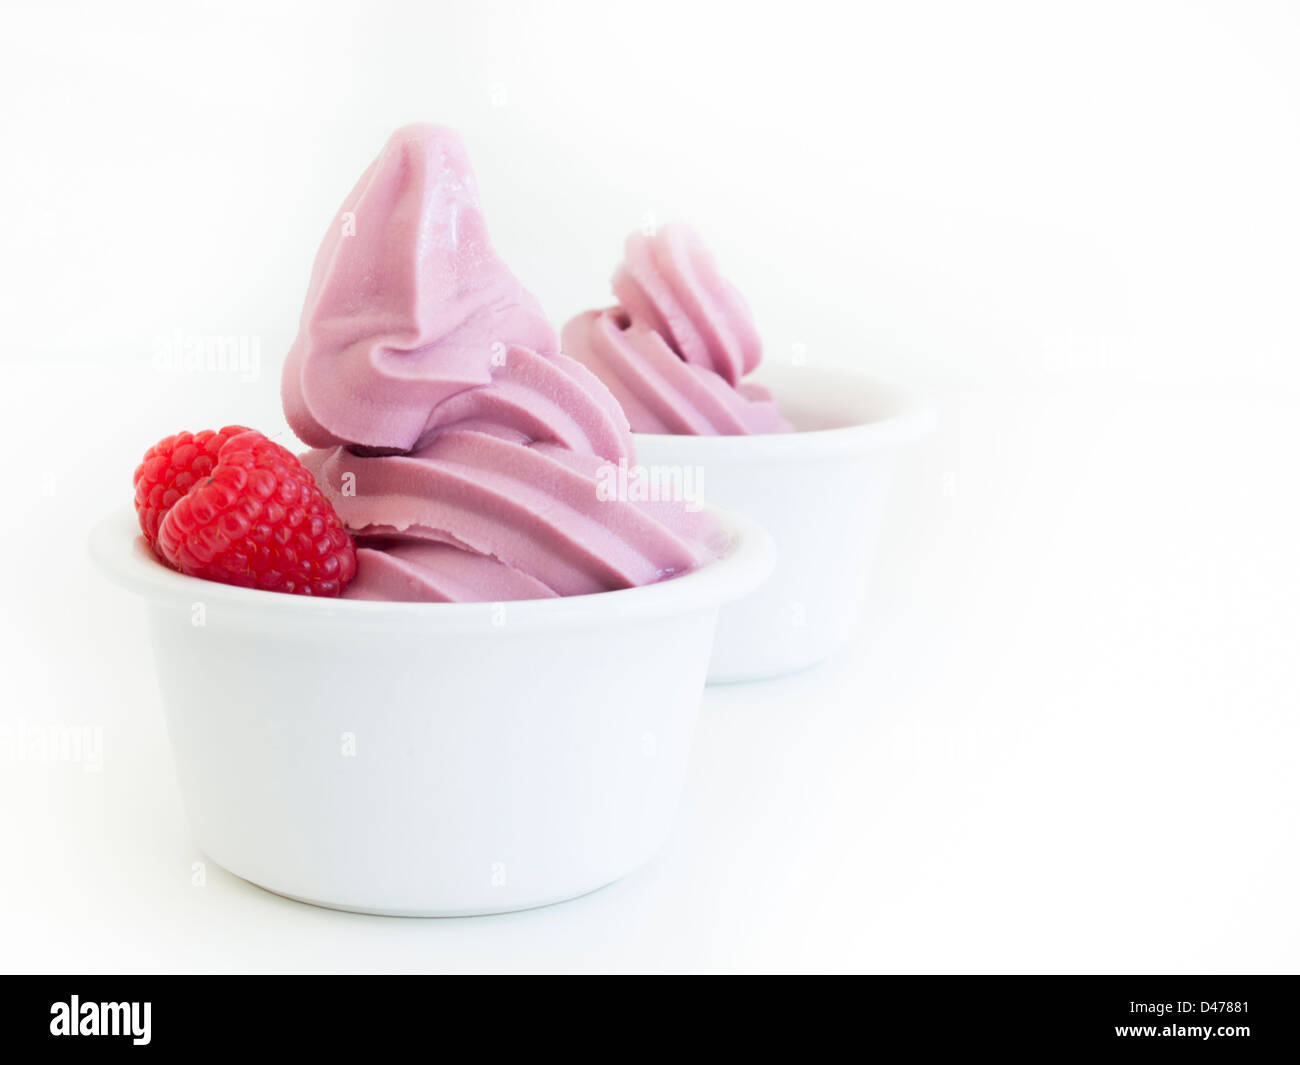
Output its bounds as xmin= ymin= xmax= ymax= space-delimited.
xmin=88 ymin=504 xmax=775 ymax=632
xmin=632 ymin=366 xmax=934 ymax=461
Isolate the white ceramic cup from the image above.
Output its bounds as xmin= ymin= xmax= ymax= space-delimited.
xmin=89 ymin=505 xmax=773 ymax=916
xmin=634 ymin=366 xmax=932 ymax=683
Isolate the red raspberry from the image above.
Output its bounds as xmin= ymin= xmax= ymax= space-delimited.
xmin=148 ymin=429 xmax=356 ymax=597
xmin=133 ymin=426 xmax=251 ymax=551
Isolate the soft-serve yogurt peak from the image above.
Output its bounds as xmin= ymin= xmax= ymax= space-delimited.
xmin=562 ymin=223 xmax=792 ymax=435
xmin=283 ymin=125 xmax=725 ymax=602
xmin=282 ymin=124 xmax=557 ymax=452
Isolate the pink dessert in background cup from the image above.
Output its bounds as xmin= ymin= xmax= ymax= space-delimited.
xmin=90 ymin=125 xmax=773 ymax=915
xmin=562 ymin=224 xmax=790 ymax=435
xmin=563 ymin=224 xmax=931 ymax=682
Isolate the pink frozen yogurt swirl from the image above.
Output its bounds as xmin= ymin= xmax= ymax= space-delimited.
xmin=283 ymin=126 xmax=727 ymax=601
xmin=562 ymin=223 xmax=792 ymax=435
xmin=283 ymin=124 xmax=558 ymax=453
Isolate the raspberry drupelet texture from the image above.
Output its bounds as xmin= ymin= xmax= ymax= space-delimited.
xmin=133 ymin=426 xmax=251 ymax=551
xmin=140 ymin=429 xmax=357 ymax=597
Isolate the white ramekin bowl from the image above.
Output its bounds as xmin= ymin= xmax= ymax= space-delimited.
xmin=634 ymin=366 xmax=932 ymax=683
xmin=89 ymin=506 xmax=773 ymax=916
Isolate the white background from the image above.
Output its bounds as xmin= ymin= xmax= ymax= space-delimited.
xmin=1 ymin=0 xmax=1297 ymax=973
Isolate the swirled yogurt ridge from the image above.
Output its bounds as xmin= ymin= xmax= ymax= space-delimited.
xmin=563 ymin=223 xmax=792 ymax=435
xmin=283 ymin=126 xmax=727 ymax=601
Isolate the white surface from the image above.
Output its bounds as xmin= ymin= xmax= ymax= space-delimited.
xmin=637 ymin=369 xmax=931 ymax=681
xmin=1 ymin=1 xmax=1298 ymax=972
xmin=88 ymin=507 xmax=770 ymax=916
